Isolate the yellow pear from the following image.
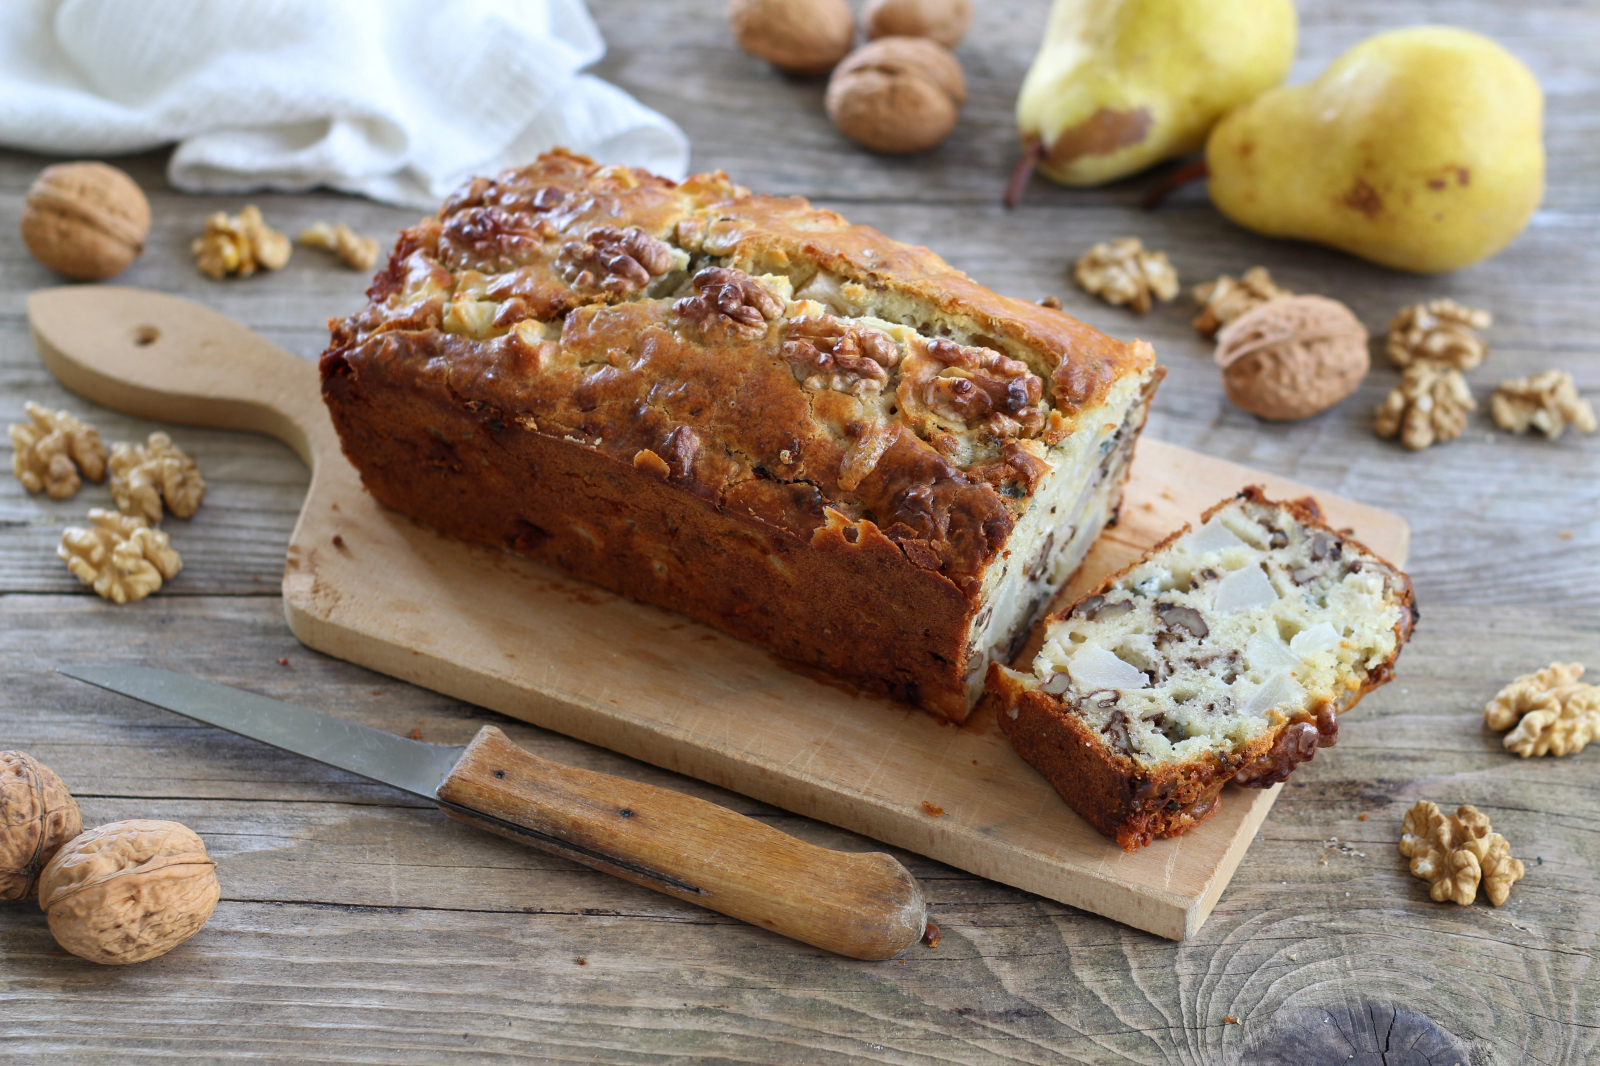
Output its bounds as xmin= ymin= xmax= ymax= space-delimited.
xmin=1014 ymin=0 xmax=1296 ymax=188
xmin=1206 ymin=27 xmax=1545 ymax=273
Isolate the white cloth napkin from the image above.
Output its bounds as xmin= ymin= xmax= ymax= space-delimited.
xmin=0 ymin=0 xmax=690 ymax=208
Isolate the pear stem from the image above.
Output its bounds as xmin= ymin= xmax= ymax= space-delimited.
xmin=1141 ymin=159 xmax=1209 ymax=210
xmin=1004 ymin=138 xmax=1044 ymax=209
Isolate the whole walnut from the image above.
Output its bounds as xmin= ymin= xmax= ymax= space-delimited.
xmin=729 ymin=0 xmax=855 ymax=76
xmin=1215 ymin=295 xmax=1370 ymax=421
xmin=0 ymin=751 xmax=83 ymax=900
xmin=20 ymin=162 xmax=150 ymax=281
xmin=863 ymin=0 xmax=972 ymax=48
xmin=826 ymin=37 xmax=967 ymax=155
xmin=38 ymin=819 xmax=220 ymax=965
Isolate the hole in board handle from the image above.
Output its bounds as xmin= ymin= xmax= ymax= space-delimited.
xmin=132 ymin=325 xmax=160 ymax=347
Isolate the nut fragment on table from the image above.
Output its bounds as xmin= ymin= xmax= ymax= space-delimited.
xmin=58 ymin=509 xmax=182 ymax=604
xmin=1373 ymin=362 xmax=1476 ymax=450
xmin=1484 ymin=662 xmax=1600 ymax=757
xmin=192 ymin=205 xmax=292 ymax=279
xmin=728 ymin=0 xmax=855 ymax=76
xmin=20 ymin=162 xmax=150 ymax=281
xmin=1386 ymin=299 xmax=1492 ymax=370
xmin=1191 ymin=266 xmax=1292 ymax=338
xmin=298 ymin=221 xmax=380 ymax=271
xmin=862 ymin=0 xmax=972 ymax=47
xmin=9 ymin=401 xmax=107 ymax=500
xmin=1072 ymin=238 xmax=1178 ymax=314
xmin=1398 ymin=801 xmax=1524 ymax=906
xmin=1214 ymin=295 xmax=1369 ymax=421
xmin=825 ymin=37 xmax=968 ymax=155
xmin=0 ymin=751 xmax=83 ymax=900
xmin=109 ymin=432 xmax=205 ymax=522
xmin=38 ymin=819 xmax=220 ymax=965
xmin=1489 ymin=370 xmax=1596 ymax=439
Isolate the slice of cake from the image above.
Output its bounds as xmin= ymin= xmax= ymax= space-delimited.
xmin=321 ymin=150 xmax=1163 ymax=720
xmin=987 ymin=488 xmax=1416 ymax=850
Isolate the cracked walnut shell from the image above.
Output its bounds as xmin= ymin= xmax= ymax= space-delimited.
xmin=1399 ymin=801 xmax=1524 ymax=906
xmin=298 ymin=222 xmax=380 ymax=271
xmin=192 ymin=205 xmax=291 ymax=279
xmin=1374 ymin=362 xmax=1475 ymax=450
xmin=1073 ymin=238 xmax=1178 ymax=314
xmin=1386 ymin=299 xmax=1491 ymax=370
xmin=1484 ymin=662 xmax=1600 ymax=757
xmin=109 ymin=432 xmax=205 ymax=522
xmin=826 ymin=37 xmax=967 ymax=155
xmin=0 ymin=751 xmax=83 ymax=900
xmin=1214 ymin=295 xmax=1369 ymax=421
xmin=1191 ymin=266 xmax=1292 ymax=338
xmin=1489 ymin=370 xmax=1596 ymax=440
xmin=38 ymin=819 xmax=220 ymax=965
xmin=9 ymin=402 xmax=107 ymax=500
xmin=58 ymin=509 xmax=182 ymax=604
xmin=20 ymin=162 xmax=150 ymax=281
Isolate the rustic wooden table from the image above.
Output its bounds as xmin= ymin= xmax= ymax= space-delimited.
xmin=2 ymin=2 xmax=1595 ymax=1063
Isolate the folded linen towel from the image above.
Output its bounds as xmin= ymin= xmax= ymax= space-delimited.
xmin=0 ymin=0 xmax=689 ymax=208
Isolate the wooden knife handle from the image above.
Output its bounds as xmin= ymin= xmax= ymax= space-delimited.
xmin=436 ymin=726 xmax=929 ymax=960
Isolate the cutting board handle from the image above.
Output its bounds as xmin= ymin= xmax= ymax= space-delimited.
xmin=27 ymin=286 xmax=332 ymax=469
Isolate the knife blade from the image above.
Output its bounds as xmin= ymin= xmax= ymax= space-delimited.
xmin=58 ymin=664 xmax=931 ymax=960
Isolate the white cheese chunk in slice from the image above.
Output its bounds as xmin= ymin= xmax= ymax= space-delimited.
xmin=1290 ymin=621 xmax=1342 ymax=658
xmin=1246 ymin=632 xmax=1301 ymax=672
xmin=1214 ymin=565 xmax=1280 ymax=613
xmin=1241 ymin=668 xmax=1306 ymax=718
xmin=1185 ymin=516 xmax=1246 ymax=554
xmin=1068 ymin=645 xmax=1149 ymax=691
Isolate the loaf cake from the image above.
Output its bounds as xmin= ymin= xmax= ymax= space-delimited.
xmin=988 ymin=488 xmax=1416 ymax=849
xmin=321 ymin=150 xmax=1161 ymax=719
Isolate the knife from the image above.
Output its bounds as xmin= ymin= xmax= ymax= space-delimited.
xmin=58 ymin=665 xmax=933 ymax=960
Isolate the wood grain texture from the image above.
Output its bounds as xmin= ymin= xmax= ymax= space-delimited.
xmin=1 ymin=0 xmax=1597 ymax=1060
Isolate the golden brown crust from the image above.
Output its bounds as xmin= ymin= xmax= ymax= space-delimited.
xmin=321 ymin=151 xmax=1157 ymax=719
xmin=989 ymin=486 xmax=1416 ymax=850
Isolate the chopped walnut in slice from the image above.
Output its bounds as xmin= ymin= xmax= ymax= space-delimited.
xmin=298 ymin=222 xmax=380 ymax=271
xmin=1073 ymin=237 xmax=1179 ymax=314
xmin=58 ymin=509 xmax=182 ymax=604
xmin=557 ymin=226 xmax=675 ymax=294
xmin=9 ymin=402 xmax=106 ymax=499
xmin=674 ymin=267 xmax=784 ymax=337
xmin=1191 ymin=266 xmax=1292 ymax=337
xmin=109 ymin=433 xmax=205 ymax=522
xmin=192 ymin=205 xmax=291 ymax=279
xmin=1490 ymin=370 xmax=1596 ymax=439
xmin=1387 ymin=299 xmax=1492 ymax=370
xmin=1373 ymin=362 xmax=1475 ymax=450
xmin=1398 ymin=800 xmax=1524 ymax=906
xmin=781 ymin=315 xmax=901 ymax=396
xmin=898 ymin=337 xmax=1047 ymax=440
xmin=1484 ymin=661 xmax=1600 ymax=757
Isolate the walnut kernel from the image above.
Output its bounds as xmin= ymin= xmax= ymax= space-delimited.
xmin=897 ymin=336 xmax=1046 ymax=439
xmin=1073 ymin=238 xmax=1178 ymax=314
xmin=1484 ymin=662 xmax=1600 ymax=758
xmin=1489 ymin=370 xmax=1596 ymax=439
xmin=1214 ymin=295 xmax=1370 ymax=421
xmin=674 ymin=267 xmax=784 ymax=336
xmin=1398 ymin=801 xmax=1523 ymax=906
xmin=1386 ymin=299 xmax=1491 ymax=370
xmin=109 ymin=432 xmax=205 ymax=522
xmin=58 ymin=509 xmax=182 ymax=604
xmin=192 ymin=205 xmax=291 ymax=279
xmin=298 ymin=222 xmax=380 ymax=271
xmin=729 ymin=0 xmax=855 ymax=76
xmin=1191 ymin=266 xmax=1292 ymax=338
xmin=825 ymin=37 xmax=967 ymax=155
xmin=558 ymin=226 xmax=676 ymax=294
xmin=0 ymin=752 xmax=83 ymax=900
xmin=9 ymin=402 xmax=107 ymax=500
xmin=38 ymin=819 xmax=220 ymax=965
xmin=1374 ymin=362 xmax=1475 ymax=450
xmin=20 ymin=162 xmax=150 ymax=281
xmin=782 ymin=314 xmax=901 ymax=396
xmin=863 ymin=0 xmax=972 ymax=47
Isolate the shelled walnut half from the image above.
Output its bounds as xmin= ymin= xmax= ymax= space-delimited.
xmin=1073 ymin=238 xmax=1178 ymax=314
xmin=58 ymin=509 xmax=182 ymax=604
xmin=1484 ymin=662 xmax=1600 ymax=757
xmin=1373 ymin=362 xmax=1475 ymax=450
xmin=1398 ymin=801 xmax=1524 ymax=906
xmin=298 ymin=222 xmax=380 ymax=271
xmin=192 ymin=205 xmax=291 ymax=279
xmin=1191 ymin=266 xmax=1292 ymax=338
xmin=1387 ymin=299 xmax=1492 ymax=370
xmin=1490 ymin=370 xmax=1597 ymax=440
xmin=109 ymin=432 xmax=204 ymax=522
xmin=8 ymin=402 xmax=107 ymax=499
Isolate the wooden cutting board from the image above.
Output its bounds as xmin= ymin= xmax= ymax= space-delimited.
xmin=29 ymin=286 xmax=1409 ymax=942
